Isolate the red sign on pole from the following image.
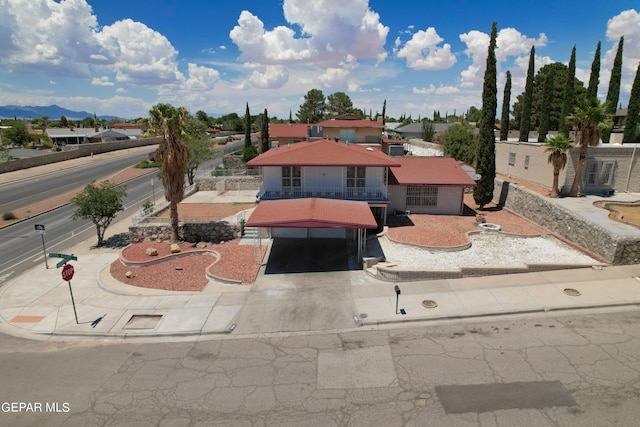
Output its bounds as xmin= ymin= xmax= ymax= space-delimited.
xmin=62 ymin=264 xmax=75 ymax=281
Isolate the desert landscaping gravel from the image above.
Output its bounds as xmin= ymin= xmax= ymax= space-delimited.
xmin=379 ymin=232 xmax=600 ymax=270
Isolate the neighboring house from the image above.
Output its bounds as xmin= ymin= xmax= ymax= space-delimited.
xmin=609 ymin=107 xmax=640 ymax=144
xmin=395 ymin=122 xmax=454 ymax=140
xmin=112 ymin=122 xmax=147 ymax=131
xmin=246 ymin=138 xmax=401 ymax=239
xmin=496 ymin=141 xmax=640 ymax=195
xmin=46 ymin=127 xmax=140 ymax=145
xmin=316 ymin=118 xmax=384 ymax=144
xmin=268 ymin=123 xmax=310 ymax=147
xmin=387 ymin=157 xmax=477 ymax=215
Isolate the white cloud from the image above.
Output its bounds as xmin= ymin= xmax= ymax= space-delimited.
xmin=0 ymin=0 xmax=102 ymax=77
xmin=249 ymin=65 xmax=289 ymax=89
xmin=396 ymin=27 xmax=456 ymax=70
xmin=230 ymin=0 xmax=388 ymax=66
xmin=182 ymin=63 xmax=220 ymax=91
xmin=0 ymin=0 xmax=185 ymax=88
xmin=97 ymin=19 xmax=182 ymax=86
xmin=412 ymin=84 xmax=459 ymax=95
xmin=413 ymin=85 xmax=435 ymax=95
xmin=459 ymin=27 xmax=547 ymax=87
xmin=92 ymin=76 xmax=114 ymax=86
xmin=604 ymin=9 xmax=640 ymax=101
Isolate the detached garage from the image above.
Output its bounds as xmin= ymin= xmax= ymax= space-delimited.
xmin=387 ymin=157 xmax=477 ymax=215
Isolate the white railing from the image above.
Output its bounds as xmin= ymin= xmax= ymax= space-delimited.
xmin=257 ymin=184 xmax=388 ymax=201
xmin=132 ymin=183 xmax=197 ymax=225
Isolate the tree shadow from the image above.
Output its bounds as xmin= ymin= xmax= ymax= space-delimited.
xmin=96 ymin=232 xmax=130 ymax=249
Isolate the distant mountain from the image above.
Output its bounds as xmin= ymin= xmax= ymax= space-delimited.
xmin=0 ymin=105 xmax=118 ymax=121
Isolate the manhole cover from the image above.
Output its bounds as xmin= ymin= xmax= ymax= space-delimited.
xmin=563 ymin=288 xmax=581 ymax=296
xmin=359 ymin=313 xmax=368 ymax=319
xmin=422 ymin=300 xmax=438 ymax=308
xmin=124 ymin=314 xmax=162 ymax=330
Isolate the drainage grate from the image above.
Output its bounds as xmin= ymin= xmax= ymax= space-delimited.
xmin=124 ymin=314 xmax=162 ymax=330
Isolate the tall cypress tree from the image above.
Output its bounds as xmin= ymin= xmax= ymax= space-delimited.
xmin=537 ymin=73 xmax=554 ymax=142
xmin=382 ymin=99 xmax=387 ymax=126
xmin=244 ymin=102 xmax=251 ymax=149
xmin=559 ymin=45 xmax=577 ymax=137
xmin=623 ymin=62 xmax=640 ymax=143
xmin=519 ymin=46 xmax=535 ymax=141
xmin=473 ymin=21 xmax=498 ymax=209
xmin=261 ymin=108 xmax=270 ymax=152
xmin=500 ymin=71 xmax=512 ymax=141
xmin=587 ymin=41 xmax=601 ymax=102
xmin=604 ymin=36 xmax=624 ymax=143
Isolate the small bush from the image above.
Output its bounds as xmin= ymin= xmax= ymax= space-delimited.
xmin=135 ymin=160 xmax=161 ymax=169
xmin=2 ymin=212 xmax=16 ymax=220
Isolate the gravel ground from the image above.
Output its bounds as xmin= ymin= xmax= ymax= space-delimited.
xmin=112 ymin=240 xmax=266 ymax=289
xmin=379 ymin=232 xmax=599 ymax=270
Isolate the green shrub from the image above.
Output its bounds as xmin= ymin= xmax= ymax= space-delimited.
xmin=135 ymin=160 xmax=161 ymax=169
xmin=2 ymin=212 xmax=16 ymax=220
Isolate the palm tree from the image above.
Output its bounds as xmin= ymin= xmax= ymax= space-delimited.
xmin=565 ymin=99 xmax=612 ymax=197
xmin=149 ymin=103 xmax=190 ymax=243
xmin=544 ymin=134 xmax=573 ymax=198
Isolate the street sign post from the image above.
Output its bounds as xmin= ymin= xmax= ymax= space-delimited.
xmin=61 ymin=263 xmax=79 ymax=324
xmin=49 ymin=253 xmax=78 ymax=269
xmin=35 ymin=224 xmax=48 ymax=269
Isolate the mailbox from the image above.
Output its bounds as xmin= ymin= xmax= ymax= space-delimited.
xmin=394 ymin=285 xmax=401 ymax=295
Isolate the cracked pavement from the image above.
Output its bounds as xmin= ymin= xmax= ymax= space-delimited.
xmin=2 ymin=309 xmax=640 ymax=426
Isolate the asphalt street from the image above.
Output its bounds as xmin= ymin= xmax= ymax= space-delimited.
xmin=1 ymin=310 xmax=639 ymax=426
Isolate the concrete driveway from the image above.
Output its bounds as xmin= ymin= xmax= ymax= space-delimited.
xmin=231 ymin=269 xmax=359 ymax=334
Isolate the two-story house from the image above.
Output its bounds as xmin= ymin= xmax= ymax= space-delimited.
xmin=245 ymin=138 xmax=480 ymax=262
xmin=246 ymin=138 xmax=399 ymax=249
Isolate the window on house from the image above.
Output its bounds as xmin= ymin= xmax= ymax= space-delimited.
xmin=282 ymin=166 xmax=301 ymax=188
xmin=347 ymin=166 xmax=366 ymax=188
xmin=406 ymin=186 xmax=438 ymax=206
xmin=601 ymin=161 xmax=615 ymax=186
xmin=584 ymin=159 xmax=616 ymax=186
xmin=508 ymin=152 xmax=516 ymax=166
xmin=524 ymin=155 xmax=530 ymax=170
xmin=586 ymin=161 xmax=598 ymax=185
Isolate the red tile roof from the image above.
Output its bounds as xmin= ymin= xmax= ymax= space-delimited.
xmin=317 ymin=119 xmax=383 ymax=128
xmin=269 ymin=123 xmax=309 ymax=138
xmin=246 ymin=138 xmax=401 ymax=167
xmin=388 ymin=157 xmax=477 ymax=187
xmin=246 ymin=198 xmax=378 ymax=229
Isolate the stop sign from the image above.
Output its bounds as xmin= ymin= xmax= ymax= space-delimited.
xmin=62 ymin=264 xmax=75 ymax=281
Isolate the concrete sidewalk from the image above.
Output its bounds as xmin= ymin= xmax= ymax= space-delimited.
xmin=1 ymin=249 xmax=640 ymax=342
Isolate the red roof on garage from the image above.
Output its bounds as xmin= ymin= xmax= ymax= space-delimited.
xmin=246 ymin=198 xmax=378 ymax=229
xmin=388 ymin=157 xmax=477 ymax=187
xmin=246 ymin=138 xmax=400 ymax=167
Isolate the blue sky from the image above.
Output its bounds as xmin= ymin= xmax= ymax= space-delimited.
xmin=0 ymin=0 xmax=639 ymax=120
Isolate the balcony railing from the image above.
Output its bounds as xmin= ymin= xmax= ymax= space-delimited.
xmin=257 ymin=185 xmax=388 ymax=202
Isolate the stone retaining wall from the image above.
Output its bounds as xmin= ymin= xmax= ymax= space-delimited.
xmin=129 ymin=221 xmax=240 ymax=244
xmin=0 ymin=137 xmax=160 ymax=173
xmin=195 ymin=176 xmax=260 ymax=191
xmin=493 ymin=178 xmax=640 ymax=265
xmin=373 ymin=262 xmax=597 ymax=282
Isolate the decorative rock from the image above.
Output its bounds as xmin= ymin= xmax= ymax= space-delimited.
xmin=196 ymin=242 xmax=207 ymax=249
xmin=125 ymin=271 xmax=134 ymax=278
xmin=170 ymin=243 xmax=181 ymax=253
xmin=146 ymin=247 xmax=158 ymax=256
